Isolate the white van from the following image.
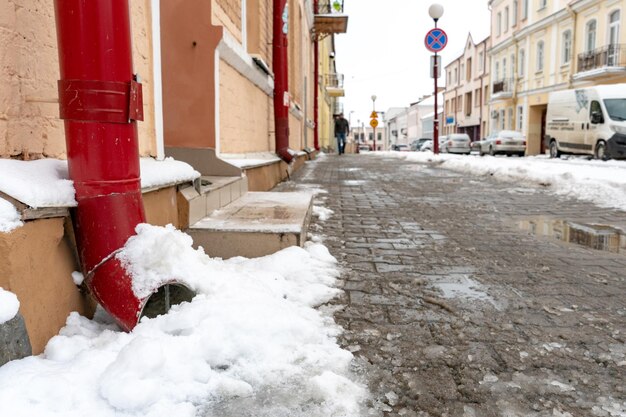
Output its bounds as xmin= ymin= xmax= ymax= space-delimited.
xmin=545 ymin=85 xmax=626 ymax=159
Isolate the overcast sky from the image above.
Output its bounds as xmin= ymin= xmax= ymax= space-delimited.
xmin=335 ymin=0 xmax=491 ymax=127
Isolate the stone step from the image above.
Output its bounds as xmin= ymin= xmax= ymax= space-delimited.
xmin=178 ymin=176 xmax=249 ymax=228
xmin=187 ymin=192 xmax=313 ymax=259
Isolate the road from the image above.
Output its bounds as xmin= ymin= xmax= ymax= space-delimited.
xmin=285 ymin=153 xmax=626 ymax=417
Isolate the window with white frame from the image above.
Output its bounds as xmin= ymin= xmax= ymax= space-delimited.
xmin=519 ymin=49 xmax=525 ymax=76
xmin=511 ymin=54 xmax=515 ymax=77
xmin=513 ymin=0 xmax=518 ymax=25
xmin=479 ymin=51 xmax=484 ymax=71
xmin=536 ymin=41 xmax=545 ymax=72
xmin=503 ymin=58 xmax=507 ymax=79
xmin=495 ymin=61 xmax=500 ymax=80
xmin=500 ymin=110 xmax=506 ymax=130
xmin=505 ymin=7 xmax=509 ymax=32
xmin=454 ymin=68 xmax=458 ymax=84
xmin=517 ymin=105 xmax=524 ymax=131
xmin=609 ymin=10 xmax=620 ymax=46
xmin=539 ymin=0 xmax=547 ymax=10
xmin=508 ymin=108 xmax=514 ymax=129
xmin=586 ymin=19 xmax=597 ymax=52
xmin=497 ymin=12 xmax=502 ymax=36
xmin=523 ymin=0 xmax=529 ymax=19
xmin=562 ymin=30 xmax=572 ymax=65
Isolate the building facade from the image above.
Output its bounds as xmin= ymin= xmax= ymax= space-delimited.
xmin=443 ymin=34 xmax=491 ymax=141
xmin=488 ymin=0 xmax=626 ymax=155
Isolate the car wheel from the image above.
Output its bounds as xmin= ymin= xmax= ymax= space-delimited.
xmin=594 ymin=140 xmax=608 ymax=160
xmin=489 ymin=146 xmax=495 ymax=156
xmin=549 ymin=140 xmax=560 ymax=158
xmin=518 ymin=152 xmax=525 ymax=157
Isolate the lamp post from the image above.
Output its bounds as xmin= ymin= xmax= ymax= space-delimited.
xmin=429 ymin=3 xmax=444 ymax=154
xmin=371 ymin=94 xmax=377 ymax=151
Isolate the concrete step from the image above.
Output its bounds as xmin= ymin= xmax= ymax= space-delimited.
xmin=178 ymin=176 xmax=248 ymax=228
xmin=187 ymin=192 xmax=313 ymax=259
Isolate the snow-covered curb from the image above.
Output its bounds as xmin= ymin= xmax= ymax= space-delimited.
xmin=374 ymin=151 xmax=626 ymax=212
xmin=0 ymin=224 xmax=367 ymax=416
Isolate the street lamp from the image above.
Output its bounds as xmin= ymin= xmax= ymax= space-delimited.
xmin=429 ymin=3 xmax=444 ymax=154
xmin=371 ymin=95 xmax=377 ymax=151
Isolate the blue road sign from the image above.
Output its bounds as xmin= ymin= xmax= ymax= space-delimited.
xmin=425 ymin=28 xmax=448 ymax=53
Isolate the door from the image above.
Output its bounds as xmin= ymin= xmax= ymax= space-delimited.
xmin=587 ymin=100 xmax=605 ymax=153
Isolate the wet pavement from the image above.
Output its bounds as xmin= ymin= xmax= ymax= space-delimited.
xmin=280 ymin=154 xmax=626 ymax=417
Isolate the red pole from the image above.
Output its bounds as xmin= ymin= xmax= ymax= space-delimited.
xmin=434 ymin=51 xmax=440 ymax=154
xmin=54 ymin=0 xmax=181 ymax=331
xmin=313 ymin=0 xmax=320 ymax=151
xmin=273 ymin=0 xmax=294 ymax=163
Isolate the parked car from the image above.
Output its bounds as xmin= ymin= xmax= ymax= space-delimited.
xmin=477 ymin=130 xmax=526 ymax=156
xmin=545 ymin=84 xmax=626 ymax=159
xmin=410 ymin=138 xmax=431 ymax=151
xmin=358 ymin=145 xmax=371 ymax=152
xmin=392 ymin=144 xmax=410 ymax=152
xmin=439 ymin=133 xmax=471 ymax=154
xmin=470 ymin=139 xmax=486 ymax=154
xmin=420 ymin=139 xmax=433 ymax=151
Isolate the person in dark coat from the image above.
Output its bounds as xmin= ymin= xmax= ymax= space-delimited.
xmin=334 ymin=113 xmax=349 ymax=155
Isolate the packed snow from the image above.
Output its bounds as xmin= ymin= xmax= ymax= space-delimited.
xmin=0 ymin=224 xmax=367 ymax=416
xmin=376 ymin=151 xmax=626 ymax=212
xmin=0 ymin=157 xmax=199 ymax=232
xmin=313 ymin=205 xmax=334 ymax=221
xmin=0 ymin=288 xmax=20 ymax=324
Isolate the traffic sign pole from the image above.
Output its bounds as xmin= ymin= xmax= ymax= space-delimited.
xmin=425 ymin=26 xmax=447 ymax=155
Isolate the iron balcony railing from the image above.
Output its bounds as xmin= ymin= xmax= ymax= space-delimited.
xmin=492 ymin=78 xmax=513 ymax=95
xmin=577 ymin=44 xmax=626 ymax=72
xmin=317 ymin=0 xmax=344 ymax=14
xmin=324 ymin=73 xmax=344 ymax=88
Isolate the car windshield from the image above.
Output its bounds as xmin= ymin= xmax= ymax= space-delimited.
xmin=603 ymin=99 xmax=626 ymax=121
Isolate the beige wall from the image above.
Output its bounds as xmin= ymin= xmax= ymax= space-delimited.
xmin=219 ymin=61 xmax=273 ymax=153
xmin=0 ymin=0 xmax=157 ymax=160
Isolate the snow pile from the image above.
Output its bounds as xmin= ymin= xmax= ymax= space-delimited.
xmin=376 ymin=151 xmax=626 ymax=211
xmin=140 ymin=157 xmax=200 ymax=189
xmin=313 ymin=205 xmax=334 ymax=221
xmin=0 ymin=288 xmax=20 ymax=324
xmin=0 ymin=224 xmax=366 ymax=417
xmin=0 ymin=199 xmax=22 ymax=233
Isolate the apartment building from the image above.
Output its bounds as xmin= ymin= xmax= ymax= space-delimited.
xmin=0 ymin=0 xmax=348 ymax=354
xmin=443 ymin=34 xmax=491 ymax=141
xmin=406 ymin=94 xmax=443 ymax=141
xmin=489 ymin=0 xmax=626 ymax=155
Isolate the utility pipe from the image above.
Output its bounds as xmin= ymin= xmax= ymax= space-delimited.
xmin=273 ymin=0 xmax=295 ymax=163
xmin=54 ymin=0 xmax=185 ymax=331
xmin=313 ymin=0 xmax=320 ymax=151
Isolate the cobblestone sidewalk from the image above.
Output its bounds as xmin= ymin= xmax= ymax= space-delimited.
xmin=282 ymin=154 xmax=626 ymax=417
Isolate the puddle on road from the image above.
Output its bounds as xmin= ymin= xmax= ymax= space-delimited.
xmin=341 ymin=180 xmax=367 ymax=186
xmin=339 ymin=167 xmax=362 ymax=172
xmin=430 ymin=275 xmax=497 ymax=307
xmin=517 ymin=218 xmax=626 ymax=254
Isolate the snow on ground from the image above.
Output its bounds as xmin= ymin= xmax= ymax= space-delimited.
xmin=375 ymin=151 xmax=626 ymax=212
xmin=0 ymin=224 xmax=367 ymax=417
xmin=313 ymin=205 xmax=334 ymax=221
xmin=0 ymin=288 xmax=20 ymax=324
xmin=0 ymin=157 xmax=199 ymax=232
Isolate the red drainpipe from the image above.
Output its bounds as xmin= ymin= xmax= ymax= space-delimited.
xmin=313 ymin=0 xmax=320 ymax=151
xmin=273 ymin=0 xmax=295 ymax=163
xmin=54 ymin=0 xmax=161 ymax=331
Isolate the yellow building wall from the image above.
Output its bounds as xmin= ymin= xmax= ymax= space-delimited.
xmin=0 ymin=0 xmax=157 ymax=160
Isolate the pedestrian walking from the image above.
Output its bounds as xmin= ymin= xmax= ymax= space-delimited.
xmin=334 ymin=113 xmax=349 ymax=155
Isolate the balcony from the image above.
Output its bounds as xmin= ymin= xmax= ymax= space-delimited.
xmin=314 ymin=1 xmax=348 ymax=36
xmin=491 ymin=78 xmax=513 ymax=100
xmin=324 ymin=73 xmax=344 ymax=97
xmin=575 ymin=44 xmax=626 ymax=81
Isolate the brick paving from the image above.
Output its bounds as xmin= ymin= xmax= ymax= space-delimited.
xmin=283 ymin=154 xmax=626 ymax=417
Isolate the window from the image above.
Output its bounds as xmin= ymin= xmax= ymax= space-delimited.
xmin=465 ymin=92 xmax=472 ymax=116
xmin=500 ymin=110 xmax=506 ymax=130
xmin=505 ymin=7 xmax=509 ymax=32
xmin=495 ymin=61 xmax=500 ymax=80
xmin=511 ymin=54 xmax=516 ymax=77
xmin=454 ymin=68 xmax=458 ymax=84
xmin=513 ymin=0 xmax=518 ymax=25
xmin=503 ymin=58 xmax=507 ymax=79
xmin=608 ymin=11 xmax=621 ymax=65
xmin=479 ymin=51 xmax=484 ymax=71
xmin=484 ymin=86 xmax=489 ymax=103
xmin=369 ymin=132 xmax=373 ymax=141
xmin=536 ymin=41 xmax=544 ymax=72
xmin=519 ymin=49 xmax=525 ymax=76
xmin=517 ymin=106 xmax=524 ymax=131
xmin=508 ymin=108 xmax=514 ymax=129
xmin=461 ymin=63 xmax=465 ymax=82
xmin=448 ymin=71 xmax=452 ymax=84
xmin=467 ymin=58 xmax=472 ymax=81
xmin=377 ymin=132 xmax=382 ymax=141
xmin=539 ymin=0 xmax=547 ymax=10
xmin=475 ymin=88 xmax=481 ymax=107
xmin=497 ymin=12 xmax=502 ymax=36
xmin=586 ymin=19 xmax=597 ymax=52
xmin=523 ymin=0 xmax=529 ymax=19
xmin=562 ymin=30 xmax=572 ymax=65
